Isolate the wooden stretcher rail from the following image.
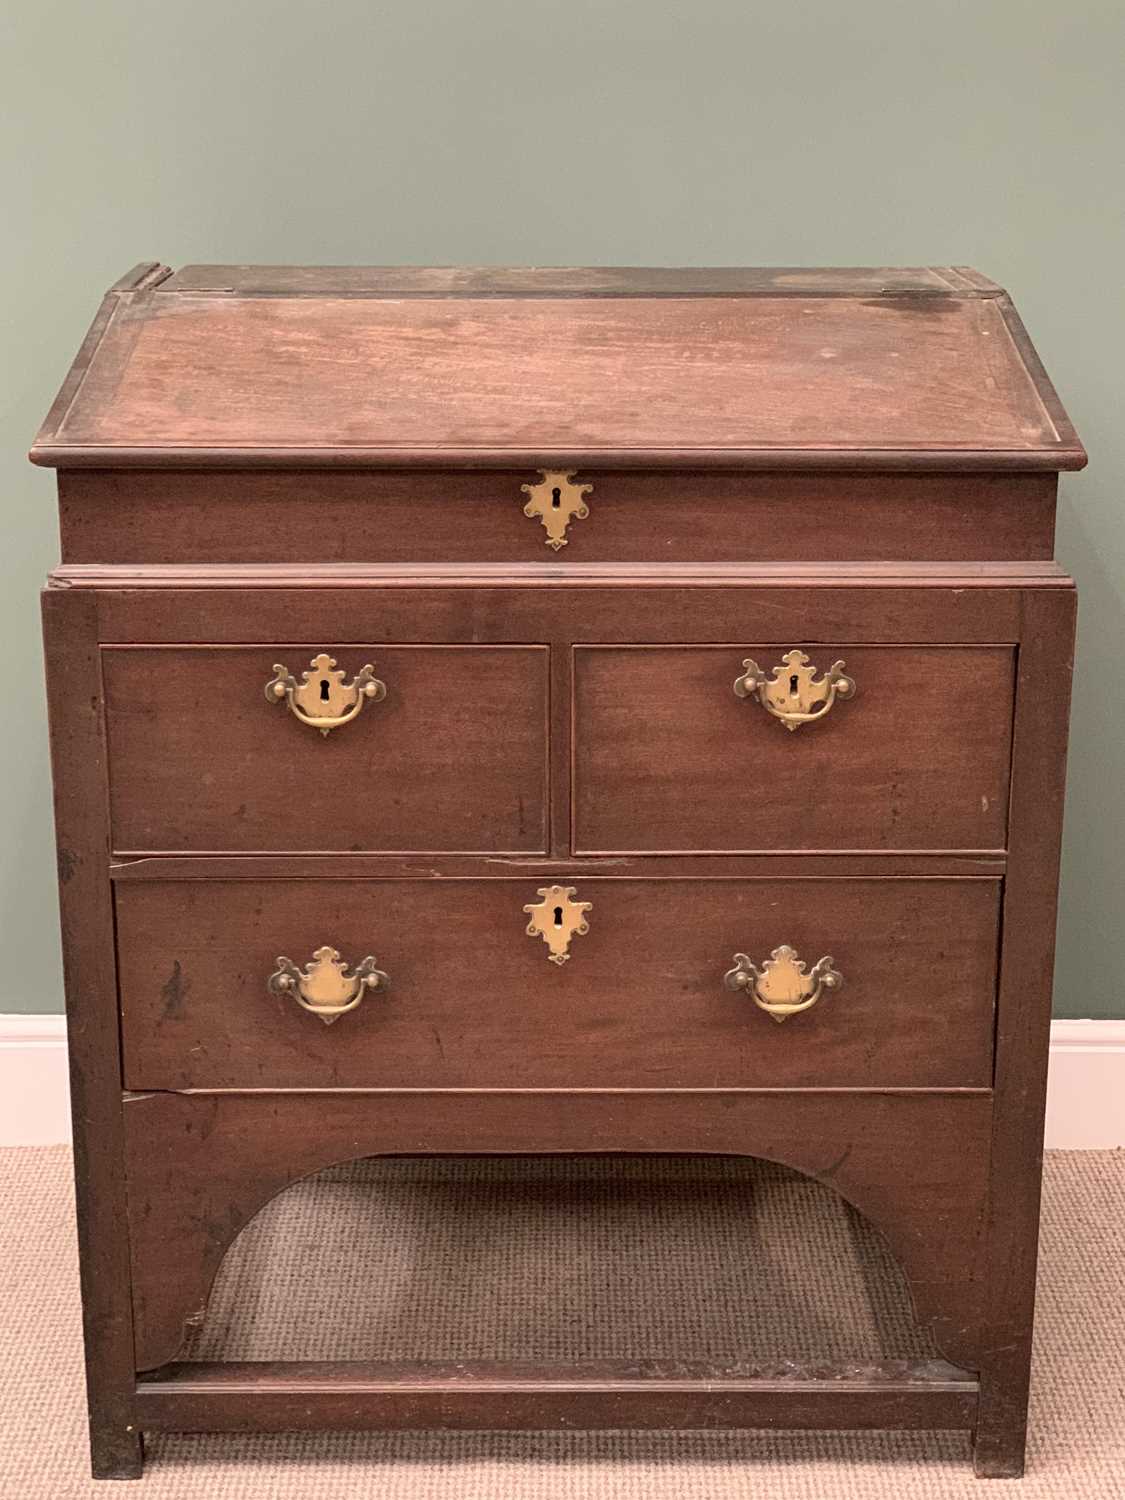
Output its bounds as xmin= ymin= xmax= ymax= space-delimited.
xmin=136 ymin=1359 xmax=980 ymax=1433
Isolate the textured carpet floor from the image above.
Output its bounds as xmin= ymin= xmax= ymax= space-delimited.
xmin=1 ymin=1147 xmax=1123 ymax=1497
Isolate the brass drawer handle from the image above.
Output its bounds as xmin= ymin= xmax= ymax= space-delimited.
xmin=266 ymin=653 xmax=386 ymax=736
xmin=268 ymin=945 xmax=388 ymax=1025
xmin=723 ymin=945 xmax=842 ymax=1024
xmin=733 ymin=650 xmax=855 ymax=731
xmin=524 ymin=884 xmax=592 ymax=965
xmin=521 ymin=469 xmax=593 ymax=551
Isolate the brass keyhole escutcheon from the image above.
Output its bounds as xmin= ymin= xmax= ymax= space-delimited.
xmin=733 ymin=650 xmax=855 ymax=732
xmin=520 ymin=470 xmax=593 ymax=550
xmin=524 ymin=884 xmax=592 ymax=965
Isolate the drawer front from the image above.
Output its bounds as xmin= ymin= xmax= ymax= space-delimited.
xmin=573 ymin=645 xmax=1014 ymax=853
xmin=116 ymin=877 xmax=999 ymax=1090
xmin=103 ymin=645 xmax=549 ymax=854
xmin=60 ymin=468 xmax=1056 ymax=565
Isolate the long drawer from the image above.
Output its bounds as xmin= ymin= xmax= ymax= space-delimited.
xmin=115 ymin=876 xmax=1000 ymax=1091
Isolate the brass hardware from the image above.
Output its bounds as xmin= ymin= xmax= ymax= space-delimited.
xmin=266 ymin=653 xmax=386 ymax=736
xmin=723 ymin=945 xmax=842 ymax=1024
xmin=733 ymin=650 xmax=855 ymax=731
xmin=268 ymin=946 xmax=388 ymax=1025
xmin=520 ymin=469 xmax=593 ymax=550
xmin=523 ymin=884 xmax=592 ymax=965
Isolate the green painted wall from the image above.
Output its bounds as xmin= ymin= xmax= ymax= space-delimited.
xmin=3 ymin=2 xmax=1121 ymax=1016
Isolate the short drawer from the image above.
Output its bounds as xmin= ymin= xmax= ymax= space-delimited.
xmin=573 ymin=645 xmax=1015 ymax=852
xmin=102 ymin=645 xmax=549 ymax=853
xmin=116 ymin=876 xmax=999 ymax=1091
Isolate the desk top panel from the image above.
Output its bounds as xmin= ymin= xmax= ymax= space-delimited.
xmin=32 ymin=264 xmax=1085 ymax=471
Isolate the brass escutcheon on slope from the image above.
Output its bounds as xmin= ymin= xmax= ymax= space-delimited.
xmin=520 ymin=470 xmax=593 ymax=550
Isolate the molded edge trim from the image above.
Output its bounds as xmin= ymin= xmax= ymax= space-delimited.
xmin=29 ymin=445 xmax=1090 ymax=471
xmin=3 ymin=1016 xmax=1121 ymax=1147
xmin=45 ymin=559 xmax=1075 ymax=589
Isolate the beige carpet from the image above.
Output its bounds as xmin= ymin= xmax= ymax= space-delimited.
xmin=2 ymin=1148 xmax=1123 ymax=1496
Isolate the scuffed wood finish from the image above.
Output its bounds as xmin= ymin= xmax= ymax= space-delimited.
xmin=65 ymin=571 xmax=1035 ymax=673
xmin=31 ymin=273 xmax=1085 ymax=471
xmin=57 ymin=469 xmax=1058 ymax=565
xmin=135 ymin=1358 xmax=979 ymax=1433
xmin=35 ymin=267 xmax=1083 ymax=1475
xmin=574 ymin=646 xmax=1014 ymax=853
xmin=121 ymin=1088 xmax=992 ymax=1374
xmin=115 ymin=876 xmax=1000 ymax=1091
xmin=102 ymin=645 xmax=549 ymax=854
xmin=54 ymin=560 xmax=1071 ymax=590
xmin=41 ymin=590 xmax=142 ymax=1479
xmin=109 ymin=852 xmax=1009 ymax=881
xmin=973 ymin=589 xmax=1077 ymax=1478
xmin=157 ymin=265 xmax=1001 ymax=296
xmin=33 ymin=267 xmax=169 ymax=458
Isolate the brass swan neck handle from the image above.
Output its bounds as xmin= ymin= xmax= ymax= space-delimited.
xmin=268 ymin=946 xmax=388 ymax=1024
xmin=734 ymin=650 xmax=855 ymax=731
xmin=266 ymin=653 xmax=386 ymax=735
xmin=723 ymin=945 xmax=842 ymax=1023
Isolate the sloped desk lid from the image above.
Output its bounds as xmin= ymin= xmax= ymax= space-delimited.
xmin=31 ymin=264 xmax=1085 ymax=471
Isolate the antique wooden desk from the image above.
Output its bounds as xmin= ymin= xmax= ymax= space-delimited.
xmin=33 ymin=265 xmax=1084 ymax=1479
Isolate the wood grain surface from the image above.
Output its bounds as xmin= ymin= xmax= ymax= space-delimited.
xmin=102 ymin=645 xmax=549 ymax=854
xmin=58 ymin=469 xmax=1057 ymax=565
xmin=121 ymin=1088 xmax=992 ymax=1374
xmin=574 ymin=645 xmax=1015 ymax=853
xmin=115 ymin=875 xmax=1000 ymax=1091
xmin=33 ymin=265 xmax=1083 ymax=1474
xmin=31 ymin=277 xmax=1084 ymax=469
xmin=156 ymin=265 xmax=1001 ymax=296
xmin=134 ymin=1358 xmax=979 ymax=1434
xmin=972 ymin=588 xmax=1078 ymax=1477
xmin=41 ymin=590 xmax=143 ymax=1478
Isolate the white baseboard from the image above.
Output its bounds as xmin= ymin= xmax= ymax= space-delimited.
xmin=1 ymin=1015 xmax=71 ymax=1146
xmin=2 ymin=1015 xmax=1125 ymax=1149
xmin=1043 ymin=1019 xmax=1125 ymax=1149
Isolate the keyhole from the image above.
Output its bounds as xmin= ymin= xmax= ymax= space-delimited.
xmin=551 ymin=487 xmax=562 ymax=509
xmin=319 ymin=678 xmax=331 ymax=702
xmin=789 ymin=674 xmax=800 ymax=696
xmin=553 ymin=905 xmax=564 ymax=926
